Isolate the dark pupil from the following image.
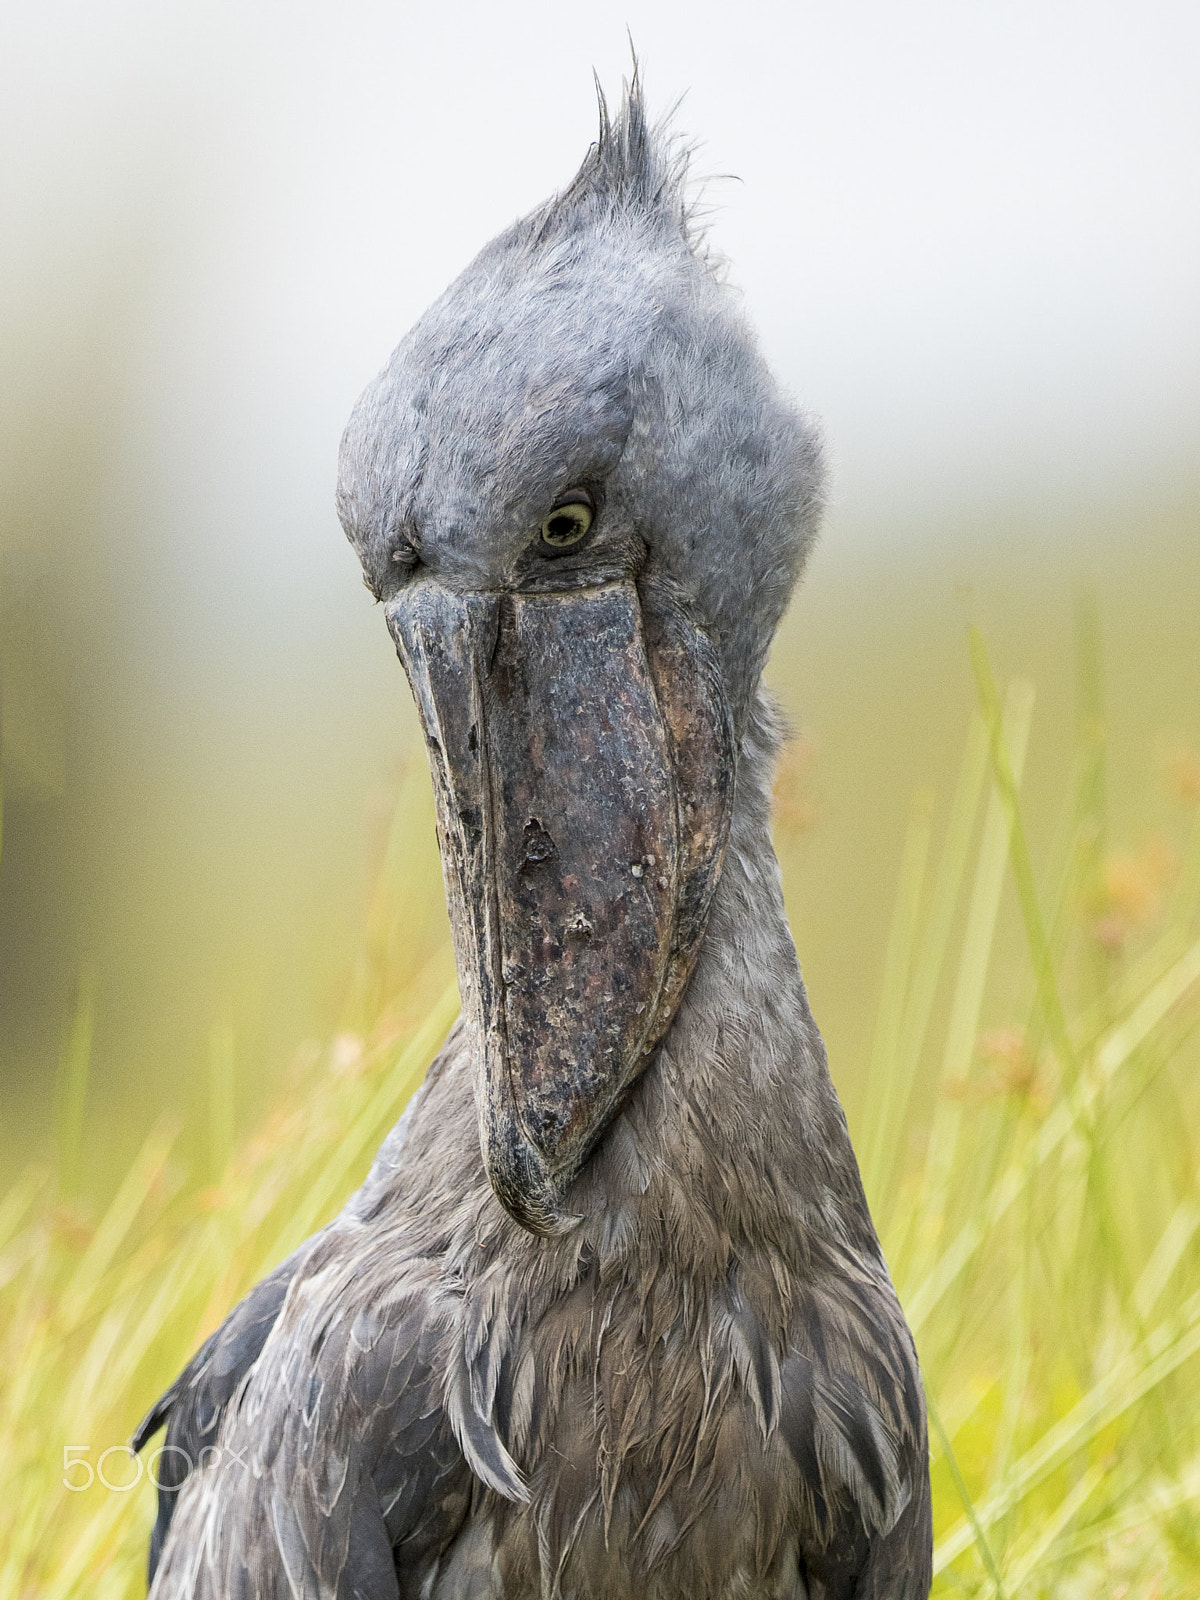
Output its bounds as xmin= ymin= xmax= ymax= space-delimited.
xmin=546 ymin=512 xmax=579 ymax=542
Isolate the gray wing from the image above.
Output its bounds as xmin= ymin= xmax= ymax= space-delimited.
xmin=852 ymin=1471 xmax=933 ymax=1600
xmin=136 ymin=1043 xmax=474 ymax=1595
xmin=133 ymin=1251 xmax=306 ymax=1586
xmin=143 ymin=1238 xmax=488 ymax=1600
xmin=775 ymin=1275 xmax=932 ymax=1600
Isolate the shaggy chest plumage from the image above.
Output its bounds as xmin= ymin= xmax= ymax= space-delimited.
xmin=137 ymin=80 xmax=931 ymax=1600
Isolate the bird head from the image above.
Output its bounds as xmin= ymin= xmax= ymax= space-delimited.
xmin=338 ymin=81 xmax=823 ymax=1236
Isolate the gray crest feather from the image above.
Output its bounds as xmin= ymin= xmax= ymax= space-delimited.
xmin=532 ymin=68 xmax=694 ymax=246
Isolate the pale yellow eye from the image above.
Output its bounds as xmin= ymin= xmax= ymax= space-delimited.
xmin=540 ymin=502 xmax=593 ymax=550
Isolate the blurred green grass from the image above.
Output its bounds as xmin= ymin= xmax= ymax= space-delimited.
xmin=1 ymin=606 xmax=1199 ymax=1598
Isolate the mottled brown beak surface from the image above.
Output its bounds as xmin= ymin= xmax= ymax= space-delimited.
xmin=388 ymin=579 xmax=734 ymax=1235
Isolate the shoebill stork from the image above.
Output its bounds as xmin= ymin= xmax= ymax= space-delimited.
xmin=135 ymin=81 xmax=932 ymax=1600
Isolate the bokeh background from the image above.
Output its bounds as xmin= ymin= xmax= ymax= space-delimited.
xmin=2 ymin=0 xmax=1198 ymax=1187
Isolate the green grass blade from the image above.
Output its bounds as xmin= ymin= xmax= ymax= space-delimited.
xmin=208 ymin=1020 xmax=237 ymax=1182
xmin=929 ymin=1394 xmax=1008 ymax=1597
xmin=55 ymin=970 xmax=97 ymax=1199
xmin=1134 ymin=1194 xmax=1200 ymax=1320
xmin=969 ymin=629 xmax=1077 ymax=1077
xmin=60 ymin=1122 xmax=177 ymax=1325
xmin=262 ymin=980 xmax=460 ymax=1263
xmin=875 ymin=716 xmax=992 ymax=1248
xmin=907 ymin=930 xmax=1200 ymax=1334
xmin=935 ymin=1290 xmax=1200 ymax=1568
xmin=859 ymin=787 xmax=933 ymax=1207
xmin=905 ymin=683 xmax=1034 ymax=1270
xmin=1001 ymin=1459 xmax=1106 ymax=1589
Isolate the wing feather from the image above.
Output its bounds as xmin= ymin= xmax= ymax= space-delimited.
xmin=133 ymin=1250 xmax=305 ymax=1585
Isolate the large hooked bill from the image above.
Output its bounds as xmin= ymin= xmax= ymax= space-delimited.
xmin=387 ymin=578 xmax=735 ymax=1236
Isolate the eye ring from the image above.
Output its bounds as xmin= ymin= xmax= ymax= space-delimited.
xmin=539 ymin=491 xmax=595 ymax=555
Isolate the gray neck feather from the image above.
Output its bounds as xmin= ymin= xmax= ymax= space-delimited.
xmin=568 ymin=688 xmax=881 ymax=1284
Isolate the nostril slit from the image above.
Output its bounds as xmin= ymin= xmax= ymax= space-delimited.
xmin=488 ymin=594 xmax=518 ymax=685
